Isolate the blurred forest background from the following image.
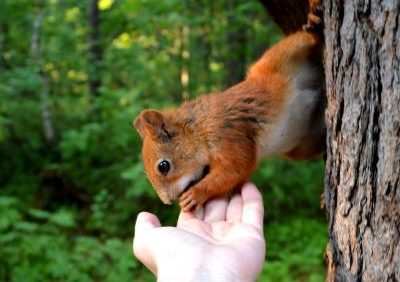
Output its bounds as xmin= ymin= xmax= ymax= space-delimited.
xmin=0 ymin=0 xmax=327 ymax=281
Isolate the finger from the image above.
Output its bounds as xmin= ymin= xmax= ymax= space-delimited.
xmin=177 ymin=211 xmax=194 ymax=228
xmin=226 ymin=193 xmax=243 ymax=223
xmin=241 ymin=182 xmax=264 ymax=232
xmin=133 ymin=212 xmax=162 ymax=274
xmin=203 ymin=197 xmax=229 ymax=222
xmin=134 ymin=211 xmax=161 ymax=233
xmin=194 ymin=204 xmax=205 ymax=220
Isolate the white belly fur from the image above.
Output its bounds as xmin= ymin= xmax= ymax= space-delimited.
xmin=259 ymin=63 xmax=322 ymax=157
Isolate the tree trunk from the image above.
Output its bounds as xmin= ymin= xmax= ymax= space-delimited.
xmin=31 ymin=0 xmax=55 ymax=144
xmin=262 ymin=0 xmax=400 ymax=280
xmin=224 ymin=0 xmax=247 ymax=86
xmin=324 ymin=0 xmax=400 ymax=281
xmin=180 ymin=25 xmax=190 ymax=100
xmin=87 ymin=0 xmax=102 ymax=101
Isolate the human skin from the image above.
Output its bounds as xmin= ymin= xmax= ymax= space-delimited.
xmin=133 ymin=182 xmax=266 ymax=282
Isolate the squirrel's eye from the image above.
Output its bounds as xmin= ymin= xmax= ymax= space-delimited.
xmin=158 ymin=160 xmax=170 ymax=175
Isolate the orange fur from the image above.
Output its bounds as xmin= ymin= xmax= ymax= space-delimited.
xmin=134 ymin=1 xmax=325 ymax=211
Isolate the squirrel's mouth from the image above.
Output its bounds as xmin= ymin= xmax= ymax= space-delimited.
xmin=179 ymin=165 xmax=210 ymax=197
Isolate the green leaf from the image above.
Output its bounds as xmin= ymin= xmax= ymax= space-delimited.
xmin=49 ymin=210 xmax=76 ymax=228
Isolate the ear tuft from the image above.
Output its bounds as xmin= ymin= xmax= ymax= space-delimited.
xmin=133 ymin=109 xmax=165 ymax=138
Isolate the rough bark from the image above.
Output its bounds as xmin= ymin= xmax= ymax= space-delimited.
xmin=261 ymin=0 xmax=400 ymax=280
xmin=324 ymin=0 xmax=400 ymax=281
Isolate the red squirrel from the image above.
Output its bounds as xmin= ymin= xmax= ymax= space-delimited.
xmin=134 ymin=0 xmax=325 ymax=212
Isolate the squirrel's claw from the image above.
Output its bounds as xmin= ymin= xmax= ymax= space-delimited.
xmin=303 ymin=0 xmax=323 ymax=34
xmin=179 ymin=187 xmax=206 ymax=212
xmin=179 ymin=190 xmax=197 ymax=211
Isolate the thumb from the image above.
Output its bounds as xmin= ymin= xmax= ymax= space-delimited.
xmin=133 ymin=212 xmax=161 ymax=274
xmin=135 ymin=211 xmax=161 ymax=233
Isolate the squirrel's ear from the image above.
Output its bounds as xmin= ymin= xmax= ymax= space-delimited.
xmin=133 ymin=109 xmax=164 ymax=139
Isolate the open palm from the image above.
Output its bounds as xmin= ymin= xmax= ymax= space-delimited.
xmin=133 ymin=183 xmax=266 ymax=282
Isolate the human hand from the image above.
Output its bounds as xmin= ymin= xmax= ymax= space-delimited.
xmin=133 ymin=182 xmax=266 ymax=282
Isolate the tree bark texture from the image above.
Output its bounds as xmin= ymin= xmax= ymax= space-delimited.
xmin=324 ymin=1 xmax=400 ymax=281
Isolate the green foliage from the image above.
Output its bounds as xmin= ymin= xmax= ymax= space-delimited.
xmin=0 ymin=0 xmax=326 ymax=280
xmin=259 ymin=217 xmax=327 ymax=282
xmin=253 ymin=158 xmax=325 ymax=221
xmin=0 ymin=195 xmax=151 ymax=282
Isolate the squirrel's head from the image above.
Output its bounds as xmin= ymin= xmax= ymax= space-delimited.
xmin=134 ymin=109 xmax=210 ymax=204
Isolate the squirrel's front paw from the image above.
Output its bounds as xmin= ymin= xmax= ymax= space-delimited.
xmin=179 ymin=187 xmax=207 ymax=212
xmin=303 ymin=0 xmax=323 ymax=33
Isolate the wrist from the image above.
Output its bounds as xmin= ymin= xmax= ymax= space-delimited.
xmin=156 ymin=261 xmax=202 ymax=282
xmin=156 ymin=257 xmax=241 ymax=282
xmin=156 ymin=250 xmax=204 ymax=282
xmin=203 ymin=265 xmax=241 ymax=282
xmin=203 ymin=252 xmax=257 ymax=282
xmin=156 ymin=251 xmax=240 ymax=282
